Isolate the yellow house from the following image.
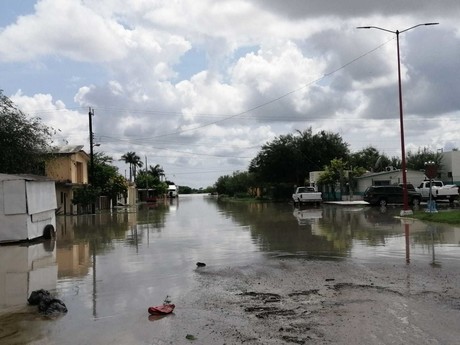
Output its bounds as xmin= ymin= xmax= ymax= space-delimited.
xmin=45 ymin=145 xmax=90 ymax=215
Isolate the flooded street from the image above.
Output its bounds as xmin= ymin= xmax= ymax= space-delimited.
xmin=1 ymin=195 xmax=460 ymax=344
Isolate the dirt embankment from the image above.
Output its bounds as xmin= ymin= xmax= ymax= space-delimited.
xmin=183 ymin=259 xmax=460 ymax=344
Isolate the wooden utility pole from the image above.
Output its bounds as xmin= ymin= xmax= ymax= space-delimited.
xmin=88 ymin=107 xmax=95 ymax=213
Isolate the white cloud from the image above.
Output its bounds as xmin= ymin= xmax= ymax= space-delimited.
xmin=1 ymin=0 xmax=459 ymax=187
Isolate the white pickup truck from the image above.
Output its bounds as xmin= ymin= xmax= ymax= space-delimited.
xmin=292 ymin=186 xmax=322 ymax=205
xmin=415 ymin=180 xmax=459 ymax=202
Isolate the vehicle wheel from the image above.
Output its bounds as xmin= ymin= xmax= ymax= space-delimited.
xmin=43 ymin=224 xmax=55 ymax=239
xmin=412 ymin=198 xmax=420 ymax=206
xmin=379 ymin=198 xmax=387 ymax=207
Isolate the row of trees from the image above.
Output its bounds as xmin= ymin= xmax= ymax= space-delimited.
xmin=215 ymin=128 xmax=443 ymax=199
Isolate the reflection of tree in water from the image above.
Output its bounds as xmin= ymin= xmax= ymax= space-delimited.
xmin=136 ymin=203 xmax=169 ymax=230
xmin=64 ymin=212 xmax=133 ymax=254
xmin=214 ymin=201 xmax=432 ymax=257
xmin=215 ymin=200 xmax=350 ymax=257
xmin=58 ymin=204 xmax=172 ymax=252
xmin=411 ymin=223 xmax=449 ymax=249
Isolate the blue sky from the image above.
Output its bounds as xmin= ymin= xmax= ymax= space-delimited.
xmin=1 ymin=0 xmax=460 ymax=188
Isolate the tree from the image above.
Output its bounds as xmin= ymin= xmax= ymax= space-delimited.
xmin=72 ymin=152 xmax=127 ymax=212
xmin=148 ymin=164 xmax=165 ymax=179
xmin=92 ymin=152 xmax=128 ymax=203
xmin=349 ymin=146 xmax=388 ymax=172
xmin=135 ymin=165 xmax=168 ymax=196
xmin=406 ymin=147 xmax=442 ymax=171
xmin=318 ymin=158 xmax=347 ymax=200
xmin=214 ymin=171 xmax=255 ymax=197
xmin=120 ymin=151 xmax=143 ymax=182
xmin=249 ymin=128 xmax=349 ymax=185
xmin=0 ymin=90 xmax=55 ymax=174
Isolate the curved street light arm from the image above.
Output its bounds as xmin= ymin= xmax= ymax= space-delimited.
xmin=357 ymin=23 xmax=439 ymax=35
xmin=400 ymin=22 xmax=439 ymax=34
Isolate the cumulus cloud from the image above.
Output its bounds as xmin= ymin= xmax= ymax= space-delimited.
xmin=1 ymin=0 xmax=459 ymax=187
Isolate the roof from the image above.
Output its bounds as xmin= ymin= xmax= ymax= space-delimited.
xmin=0 ymin=173 xmax=54 ymax=182
xmin=49 ymin=145 xmax=90 ymax=159
xmin=50 ymin=145 xmax=85 ymax=154
xmin=355 ymin=168 xmax=425 ymax=180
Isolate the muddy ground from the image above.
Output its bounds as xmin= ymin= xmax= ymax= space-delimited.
xmin=171 ymin=258 xmax=460 ymax=345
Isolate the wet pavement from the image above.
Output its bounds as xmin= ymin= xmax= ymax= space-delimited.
xmin=1 ymin=195 xmax=460 ymax=344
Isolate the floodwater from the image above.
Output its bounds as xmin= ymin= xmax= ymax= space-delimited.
xmin=1 ymin=194 xmax=460 ymax=344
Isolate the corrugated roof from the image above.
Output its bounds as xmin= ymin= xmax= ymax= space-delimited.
xmin=50 ymin=145 xmax=85 ymax=154
xmin=0 ymin=173 xmax=54 ymax=182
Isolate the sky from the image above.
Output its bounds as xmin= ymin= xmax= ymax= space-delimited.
xmin=1 ymin=0 xmax=459 ymax=188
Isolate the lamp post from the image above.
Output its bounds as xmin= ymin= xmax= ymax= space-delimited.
xmin=425 ymin=161 xmax=438 ymax=213
xmin=357 ymin=23 xmax=438 ymax=216
xmin=88 ymin=107 xmax=100 ymax=214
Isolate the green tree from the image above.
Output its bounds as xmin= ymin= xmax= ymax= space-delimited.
xmin=249 ymin=128 xmax=349 ymax=185
xmin=148 ymin=164 xmax=165 ymax=179
xmin=72 ymin=185 xmax=100 ymax=212
xmin=406 ymin=147 xmax=442 ymax=171
xmin=349 ymin=146 xmax=390 ymax=172
xmin=214 ymin=171 xmax=255 ymax=197
xmin=120 ymin=151 xmax=143 ymax=182
xmin=318 ymin=158 xmax=347 ymax=200
xmin=92 ymin=152 xmax=128 ymax=203
xmin=0 ymin=90 xmax=55 ymax=174
xmin=72 ymin=152 xmax=127 ymax=212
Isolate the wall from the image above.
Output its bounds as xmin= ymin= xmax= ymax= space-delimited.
xmin=45 ymin=152 xmax=89 ymax=184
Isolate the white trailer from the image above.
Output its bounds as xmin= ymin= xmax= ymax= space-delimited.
xmin=0 ymin=174 xmax=57 ymax=243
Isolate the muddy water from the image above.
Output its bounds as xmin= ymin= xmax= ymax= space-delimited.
xmin=1 ymin=195 xmax=459 ymax=344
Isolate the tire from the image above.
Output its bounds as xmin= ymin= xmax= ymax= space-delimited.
xmin=43 ymin=224 xmax=55 ymax=239
xmin=379 ymin=198 xmax=387 ymax=207
xmin=411 ymin=198 xmax=421 ymax=206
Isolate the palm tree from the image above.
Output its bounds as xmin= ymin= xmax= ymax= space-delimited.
xmin=148 ymin=164 xmax=165 ymax=180
xmin=121 ymin=151 xmax=143 ymax=182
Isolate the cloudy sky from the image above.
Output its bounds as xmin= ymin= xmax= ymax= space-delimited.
xmin=1 ymin=0 xmax=459 ymax=188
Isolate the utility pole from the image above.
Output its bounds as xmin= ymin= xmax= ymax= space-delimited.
xmin=145 ymin=155 xmax=149 ymax=194
xmin=88 ymin=107 xmax=96 ymax=214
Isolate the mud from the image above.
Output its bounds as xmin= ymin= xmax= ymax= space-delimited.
xmin=182 ymin=258 xmax=460 ymax=344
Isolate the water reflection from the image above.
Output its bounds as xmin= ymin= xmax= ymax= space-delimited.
xmin=1 ymin=196 xmax=460 ymax=344
xmin=0 ymin=241 xmax=57 ymax=310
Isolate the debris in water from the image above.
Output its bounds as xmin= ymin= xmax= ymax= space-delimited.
xmin=186 ymin=334 xmax=197 ymax=340
xmin=28 ymin=289 xmax=68 ymax=316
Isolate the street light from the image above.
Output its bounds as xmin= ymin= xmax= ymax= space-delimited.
xmin=424 ymin=161 xmax=438 ymax=213
xmin=357 ymin=23 xmax=439 ymax=216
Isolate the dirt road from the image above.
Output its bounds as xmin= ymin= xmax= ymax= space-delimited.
xmin=173 ymin=258 xmax=460 ymax=344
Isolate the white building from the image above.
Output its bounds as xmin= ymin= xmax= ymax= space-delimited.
xmin=439 ymin=150 xmax=460 ymax=184
xmin=0 ymin=174 xmax=57 ymax=243
xmin=355 ymin=169 xmax=426 ymax=196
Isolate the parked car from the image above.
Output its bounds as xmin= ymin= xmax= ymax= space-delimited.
xmin=363 ymin=185 xmax=422 ymax=207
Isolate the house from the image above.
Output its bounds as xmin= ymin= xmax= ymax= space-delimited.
xmin=354 ymin=168 xmax=426 ymax=197
xmin=0 ymin=173 xmax=57 ymax=242
xmin=309 ymin=168 xmax=426 ymax=200
xmin=45 ymin=145 xmax=90 ymax=215
xmin=45 ymin=145 xmax=137 ymax=212
xmin=438 ymin=150 xmax=460 ymax=184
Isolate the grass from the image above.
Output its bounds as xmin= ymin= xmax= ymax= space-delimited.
xmin=412 ymin=209 xmax=460 ymax=224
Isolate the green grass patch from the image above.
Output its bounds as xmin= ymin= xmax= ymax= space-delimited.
xmin=412 ymin=209 xmax=460 ymax=224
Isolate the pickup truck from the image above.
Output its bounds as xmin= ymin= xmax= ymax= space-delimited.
xmin=415 ymin=180 xmax=459 ymax=202
xmin=292 ymin=186 xmax=322 ymax=205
